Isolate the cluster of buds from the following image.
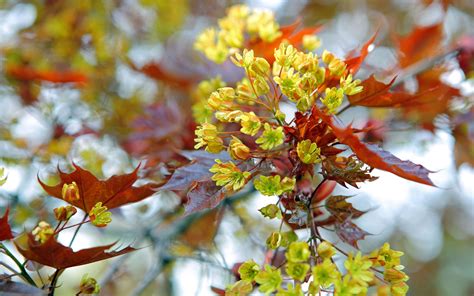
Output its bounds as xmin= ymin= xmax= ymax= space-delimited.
xmin=227 ymin=241 xmax=408 ymax=295
xmin=194 ymin=5 xmax=282 ymax=63
xmin=32 ymin=221 xmax=54 ymax=244
xmin=62 ymin=182 xmax=80 ymax=202
xmin=88 ymin=202 xmax=112 ymax=227
xmin=193 ymin=38 xmax=363 ymax=199
xmin=192 ymin=5 xmax=410 ymax=296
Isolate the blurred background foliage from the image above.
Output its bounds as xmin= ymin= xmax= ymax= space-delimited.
xmin=0 ymin=0 xmax=473 ymax=295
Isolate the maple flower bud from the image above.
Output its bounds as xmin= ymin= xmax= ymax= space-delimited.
xmin=296 ymin=95 xmax=314 ymax=112
xmin=32 ymin=221 xmax=54 ymax=244
xmin=89 ymin=202 xmax=112 ymax=227
xmin=254 ymin=265 xmax=282 ymax=294
xmin=228 ymin=136 xmax=251 ymax=160
xmin=321 ymin=87 xmax=344 ymax=114
xmin=370 ymin=242 xmax=404 ymax=268
xmin=62 ymin=182 xmax=80 ymax=202
xmin=302 ymin=35 xmax=321 ymax=51
xmin=266 ymin=231 xmax=282 ymax=249
xmin=194 ymin=123 xmax=224 ymax=153
xmin=209 ymin=159 xmax=251 ymax=191
xmin=258 ymin=204 xmax=282 ymax=219
xmin=312 ymin=259 xmax=341 ymax=288
xmin=294 ymin=52 xmax=319 ymax=73
xmin=286 ymin=262 xmax=310 ymax=281
xmin=253 ymin=76 xmax=270 ymax=96
xmin=215 ymin=110 xmax=243 ymax=123
xmin=340 ymin=74 xmax=363 ymax=96
xmin=254 ymin=175 xmax=295 ymax=196
xmin=238 ymin=260 xmax=260 ymax=281
xmin=314 ymin=67 xmax=326 ymax=85
xmin=250 ymin=57 xmax=270 ymax=76
xmin=274 ymin=43 xmax=297 ymax=67
xmin=54 ymin=205 xmax=77 ymax=221
xmin=286 ymin=241 xmax=310 ymax=263
xmin=391 ymin=281 xmax=409 ymax=296
xmin=255 ymin=123 xmax=285 ymax=150
xmin=231 ymin=49 xmax=254 ymax=68
xmin=328 ymin=58 xmax=347 ymax=77
xmin=322 ymin=50 xmax=335 ymax=64
xmin=274 ymin=68 xmax=300 ymax=98
xmin=79 ymin=274 xmax=100 ymax=294
xmin=317 ymin=241 xmax=336 ymax=259
xmin=344 ymin=252 xmax=374 ymax=286
xmin=237 ymin=111 xmax=261 ymax=136
xmin=236 ymin=78 xmax=256 ymax=104
xmin=208 ymin=87 xmax=235 ymax=110
xmin=384 ymin=266 xmax=409 ymax=284
xmin=297 ymin=140 xmax=322 ymax=164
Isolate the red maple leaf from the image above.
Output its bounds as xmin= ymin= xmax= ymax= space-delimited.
xmin=38 ymin=164 xmax=157 ymax=212
xmin=0 ymin=208 xmax=14 ymax=241
xmin=312 ymin=107 xmax=435 ymax=186
xmin=14 ymin=234 xmax=135 ymax=269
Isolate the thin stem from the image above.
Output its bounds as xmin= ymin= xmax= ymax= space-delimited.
xmin=68 ymin=214 xmax=88 ymax=248
xmin=0 ymin=243 xmax=37 ymax=286
xmin=48 ymin=268 xmax=62 ymax=296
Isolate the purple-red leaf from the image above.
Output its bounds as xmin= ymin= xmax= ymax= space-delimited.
xmin=313 ymin=107 xmax=435 ymax=186
xmin=184 ymin=180 xmax=227 ymax=215
xmin=159 ymin=151 xmax=230 ymax=192
xmin=0 ymin=208 xmax=14 ymax=241
xmin=14 ymin=234 xmax=135 ymax=269
xmin=38 ymin=164 xmax=157 ymax=212
xmin=335 ymin=219 xmax=370 ymax=248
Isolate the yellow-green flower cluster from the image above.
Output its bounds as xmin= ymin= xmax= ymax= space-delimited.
xmin=32 ymin=221 xmax=54 ymax=243
xmin=256 ymin=123 xmax=285 ymax=150
xmin=192 ymin=76 xmax=226 ymax=123
xmin=194 ymin=123 xmax=224 ymax=153
xmin=89 ymin=202 xmax=112 ymax=227
xmin=310 ymin=259 xmax=340 ymax=294
xmin=296 ymin=139 xmax=321 ymax=164
xmin=272 ymin=43 xmax=326 ymax=112
xmin=209 ymin=159 xmax=251 ymax=191
xmin=321 ymin=87 xmax=344 ymax=114
xmin=79 ymin=274 xmax=100 ymax=295
xmin=254 ymin=174 xmax=295 ymax=196
xmin=194 ymin=5 xmax=281 ymax=63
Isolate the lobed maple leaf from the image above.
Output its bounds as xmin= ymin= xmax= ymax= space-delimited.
xmin=14 ymin=234 xmax=135 ymax=269
xmin=335 ymin=219 xmax=370 ymax=248
xmin=0 ymin=208 xmax=14 ymax=241
xmin=184 ymin=180 xmax=227 ymax=215
xmin=345 ymin=32 xmax=378 ymax=75
xmin=38 ymin=164 xmax=157 ymax=212
xmin=397 ymin=23 xmax=443 ymax=68
xmin=313 ymin=107 xmax=435 ymax=186
xmin=325 ymin=195 xmax=366 ymax=220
